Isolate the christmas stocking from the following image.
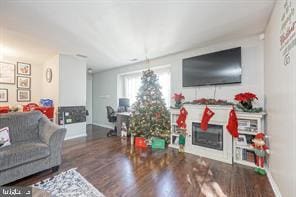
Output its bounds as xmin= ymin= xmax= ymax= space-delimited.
xmin=176 ymin=107 xmax=188 ymax=129
xmin=200 ymin=106 xmax=215 ymax=131
xmin=226 ymin=108 xmax=239 ymax=138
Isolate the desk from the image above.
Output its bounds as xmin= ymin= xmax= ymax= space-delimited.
xmin=116 ymin=112 xmax=131 ymax=136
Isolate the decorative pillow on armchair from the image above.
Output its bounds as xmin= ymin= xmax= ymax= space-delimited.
xmin=0 ymin=127 xmax=10 ymax=148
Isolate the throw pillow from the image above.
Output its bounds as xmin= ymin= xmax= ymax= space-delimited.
xmin=0 ymin=127 xmax=11 ymax=148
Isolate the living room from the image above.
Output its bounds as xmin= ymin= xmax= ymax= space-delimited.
xmin=0 ymin=0 xmax=295 ymax=196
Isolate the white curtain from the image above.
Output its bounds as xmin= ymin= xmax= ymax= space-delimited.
xmin=122 ymin=67 xmax=171 ymax=107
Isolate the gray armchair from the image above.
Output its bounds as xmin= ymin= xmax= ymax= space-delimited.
xmin=0 ymin=111 xmax=66 ymax=185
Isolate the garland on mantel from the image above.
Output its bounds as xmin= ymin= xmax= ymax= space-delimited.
xmin=171 ymin=98 xmax=263 ymax=113
xmin=178 ymin=98 xmax=234 ymax=106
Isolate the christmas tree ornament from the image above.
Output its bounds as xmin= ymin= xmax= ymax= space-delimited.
xmin=130 ymin=69 xmax=171 ymax=144
xmin=200 ymin=106 xmax=215 ymax=131
xmin=226 ymin=108 xmax=239 ymax=138
xmin=252 ymin=133 xmax=270 ymax=175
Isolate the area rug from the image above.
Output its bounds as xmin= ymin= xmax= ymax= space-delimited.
xmin=33 ymin=168 xmax=105 ymax=197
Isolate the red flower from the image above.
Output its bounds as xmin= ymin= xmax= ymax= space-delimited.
xmin=172 ymin=93 xmax=185 ymax=102
xmin=235 ymin=92 xmax=258 ymax=102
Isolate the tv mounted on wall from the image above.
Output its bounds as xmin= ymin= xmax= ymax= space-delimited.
xmin=182 ymin=47 xmax=242 ymax=87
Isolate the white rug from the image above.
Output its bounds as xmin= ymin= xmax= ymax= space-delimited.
xmin=33 ymin=168 xmax=105 ymax=197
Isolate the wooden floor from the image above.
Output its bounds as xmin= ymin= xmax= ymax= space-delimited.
xmin=10 ymin=125 xmax=274 ymax=197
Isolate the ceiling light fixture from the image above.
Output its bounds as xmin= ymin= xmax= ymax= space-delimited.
xmin=76 ymin=54 xmax=88 ymax=59
xmin=87 ymin=68 xmax=93 ymax=74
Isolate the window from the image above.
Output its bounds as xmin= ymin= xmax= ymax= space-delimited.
xmin=120 ymin=66 xmax=171 ymax=107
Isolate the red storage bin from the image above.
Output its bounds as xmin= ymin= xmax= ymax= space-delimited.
xmin=39 ymin=107 xmax=54 ymax=120
xmin=23 ymin=103 xmax=54 ymax=120
xmin=135 ymin=137 xmax=147 ymax=148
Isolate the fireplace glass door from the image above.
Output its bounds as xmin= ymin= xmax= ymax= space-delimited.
xmin=192 ymin=122 xmax=223 ymax=150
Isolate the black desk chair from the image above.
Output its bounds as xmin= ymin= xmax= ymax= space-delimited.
xmin=106 ymin=106 xmax=117 ymax=137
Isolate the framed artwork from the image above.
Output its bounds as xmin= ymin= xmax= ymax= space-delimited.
xmin=236 ymin=135 xmax=247 ymax=146
xmin=17 ymin=76 xmax=31 ymax=89
xmin=0 ymin=89 xmax=8 ymax=102
xmin=0 ymin=62 xmax=15 ymax=84
xmin=17 ymin=62 xmax=31 ymax=76
xmin=17 ymin=89 xmax=31 ymax=102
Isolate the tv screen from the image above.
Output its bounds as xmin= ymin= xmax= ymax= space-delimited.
xmin=182 ymin=47 xmax=242 ymax=87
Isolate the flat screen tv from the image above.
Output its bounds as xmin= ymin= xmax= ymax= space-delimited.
xmin=182 ymin=47 xmax=242 ymax=87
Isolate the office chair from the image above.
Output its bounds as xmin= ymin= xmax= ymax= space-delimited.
xmin=106 ymin=106 xmax=117 ymax=137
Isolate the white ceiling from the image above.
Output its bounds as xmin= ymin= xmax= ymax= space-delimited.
xmin=0 ymin=0 xmax=275 ymax=71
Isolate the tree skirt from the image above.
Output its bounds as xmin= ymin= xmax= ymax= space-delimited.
xmin=33 ymin=168 xmax=104 ymax=197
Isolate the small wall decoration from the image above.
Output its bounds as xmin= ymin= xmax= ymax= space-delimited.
xmin=0 ymin=62 xmax=15 ymax=84
xmin=17 ymin=89 xmax=31 ymax=102
xmin=280 ymin=0 xmax=296 ymax=66
xmin=17 ymin=76 xmax=31 ymax=89
xmin=46 ymin=68 xmax=52 ymax=83
xmin=236 ymin=135 xmax=247 ymax=146
xmin=17 ymin=62 xmax=31 ymax=76
xmin=0 ymin=89 xmax=8 ymax=102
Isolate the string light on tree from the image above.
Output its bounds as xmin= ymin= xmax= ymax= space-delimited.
xmin=130 ymin=69 xmax=171 ymax=144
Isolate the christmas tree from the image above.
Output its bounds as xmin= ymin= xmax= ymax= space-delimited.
xmin=130 ymin=69 xmax=171 ymax=143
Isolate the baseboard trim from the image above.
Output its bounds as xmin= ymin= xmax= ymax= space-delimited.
xmin=92 ymin=122 xmax=113 ymax=129
xmin=65 ymin=133 xmax=87 ymax=140
xmin=266 ymin=168 xmax=282 ymax=197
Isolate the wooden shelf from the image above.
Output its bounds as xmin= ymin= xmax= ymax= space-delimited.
xmin=235 ymin=144 xmax=255 ymax=151
xmin=234 ymin=112 xmax=266 ymax=167
xmin=238 ymin=130 xmax=258 ymax=135
xmin=235 ymin=160 xmax=257 ymax=168
xmin=169 ymin=144 xmax=178 ymax=149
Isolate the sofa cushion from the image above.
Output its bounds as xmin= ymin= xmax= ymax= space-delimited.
xmin=0 ymin=111 xmax=43 ymax=143
xmin=0 ymin=141 xmax=50 ymax=171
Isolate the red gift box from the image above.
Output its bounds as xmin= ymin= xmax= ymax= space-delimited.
xmin=135 ymin=137 xmax=147 ymax=148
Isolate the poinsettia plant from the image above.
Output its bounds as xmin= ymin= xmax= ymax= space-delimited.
xmin=234 ymin=92 xmax=258 ymax=111
xmin=172 ymin=93 xmax=185 ymax=108
xmin=235 ymin=92 xmax=258 ymax=102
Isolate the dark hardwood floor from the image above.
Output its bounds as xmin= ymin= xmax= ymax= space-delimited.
xmin=10 ymin=125 xmax=274 ymax=197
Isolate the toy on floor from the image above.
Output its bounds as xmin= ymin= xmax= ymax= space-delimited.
xmin=121 ymin=122 xmax=127 ymax=137
xmin=252 ymin=133 xmax=270 ymax=175
xmin=176 ymin=107 xmax=188 ymax=152
xmin=178 ymin=128 xmax=186 ymax=152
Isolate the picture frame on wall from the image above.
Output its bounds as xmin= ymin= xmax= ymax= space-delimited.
xmin=17 ymin=89 xmax=31 ymax=102
xmin=17 ymin=62 xmax=31 ymax=76
xmin=17 ymin=76 xmax=31 ymax=89
xmin=0 ymin=89 xmax=8 ymax=102
xmin=0 ymin=62 xmax=15 ymax=84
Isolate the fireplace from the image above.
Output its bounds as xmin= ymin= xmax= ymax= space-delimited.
xmin=192 ymin=122 xmax=223 ymax=150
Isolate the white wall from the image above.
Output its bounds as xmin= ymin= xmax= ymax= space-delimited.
xmin=59 ymin=55 xmax=87 ymax=106
xmin=42 ymin=55 xmax=60 ymax=107
xmin=1 ymin=57 xmax=43 ymax=106
xmin=264 ymin=1 xmax=296 ymax=196
xmin=86 ymin=73 xmax=93 ymax=124
xmin=59 ymin=54 xmax=87 ymax=139
xmin=93 ymin=35 xmax=265 ymax=127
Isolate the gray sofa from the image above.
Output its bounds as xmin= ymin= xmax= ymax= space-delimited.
xmin=0 ymin=111 xmax=66 ymax=185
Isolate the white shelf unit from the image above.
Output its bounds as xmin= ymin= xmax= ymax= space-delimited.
xmin=169 ymin=108 xmax=181 ymax=148
xmin=234 ymin=112 xmax=266 ymax=167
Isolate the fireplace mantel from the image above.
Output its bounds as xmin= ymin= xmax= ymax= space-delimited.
xmin=170 ymin=104 xmax=233 ymax=164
